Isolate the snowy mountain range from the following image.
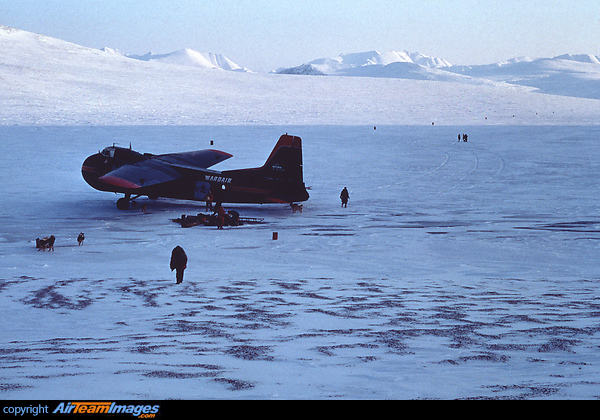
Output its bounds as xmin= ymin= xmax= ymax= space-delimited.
xmin=277 ymin=50 xmax=600 ymax=99
xmin=276 ymin=50 xmax=452 ymax=75
xmin=1 ymin=24 xmax=599 ymax=127
xmin=3 ymin=24 xmax=600 ymax=99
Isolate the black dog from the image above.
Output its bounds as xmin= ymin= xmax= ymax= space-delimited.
xmin=36 ymin=235 xmax=55 ymax=251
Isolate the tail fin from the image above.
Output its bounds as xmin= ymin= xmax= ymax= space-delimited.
xmin=222 ymin=134 xmax=309 ymax=203
xmin=261 ymin=134 xmax=304 ymax=184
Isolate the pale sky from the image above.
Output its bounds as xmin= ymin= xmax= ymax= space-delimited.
xmin=2 ymin=0 xmax=599 ymax=72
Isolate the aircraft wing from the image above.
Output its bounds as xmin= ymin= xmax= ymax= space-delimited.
xmin=99 ymin=159 xmax=183 ymax=189
xmin=155 ymin=149 xmax=233 ymax=170
xmin=98 ymin=149 xmax=233 ymax=190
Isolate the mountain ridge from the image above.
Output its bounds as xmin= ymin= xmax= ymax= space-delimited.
xmin=276 ymin=50 xmax=600 ymax=99
xmin=1 ymin=25 xmax=599 ymax=100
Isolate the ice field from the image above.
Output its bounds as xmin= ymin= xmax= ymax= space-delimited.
xmin=1 ymin=124 xmax=600 ymax=399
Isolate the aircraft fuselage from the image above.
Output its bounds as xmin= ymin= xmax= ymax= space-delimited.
xmin=81 ymin=135 xmax=310 ymax=209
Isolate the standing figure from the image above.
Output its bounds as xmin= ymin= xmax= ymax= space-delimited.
xmin=214 ymin=203 xmax=225 ymax=229
xmin=77 ymin=232 xmax=85 ymax=246
xmin=340 ymin=187 xmax=350 ymax=208
xmin=205 ymin=191 xmax=213 ymax=212
xmin=170 ymin=246 xmax=188 ymax=284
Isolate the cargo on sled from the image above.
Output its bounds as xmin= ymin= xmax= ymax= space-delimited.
xmin=172 ymin=210 xmax=264 ymax=228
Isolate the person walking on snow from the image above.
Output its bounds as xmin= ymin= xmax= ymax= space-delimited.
xmin=340 ymin=187 xmax=350 ymax=208
xmin=170 ymin=246 xmax=187 ymax=284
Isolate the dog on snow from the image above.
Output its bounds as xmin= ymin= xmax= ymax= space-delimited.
xmin=36 ymin=235 xmax=55 ymax=251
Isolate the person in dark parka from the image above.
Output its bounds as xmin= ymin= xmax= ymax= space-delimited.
xmin=340 ymin=187 xmax=350 ymax=208
xmin=214 ymin=203 xmax=226 ymax=229
xmin=170 ymin=246 xmax=188 ymax=284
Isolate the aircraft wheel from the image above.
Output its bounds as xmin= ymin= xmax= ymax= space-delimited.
xmin=116 ymin=198 xmax=130 ymax=210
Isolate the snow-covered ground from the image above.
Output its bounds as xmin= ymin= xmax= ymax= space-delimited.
xmin=3 ymin=125 xmax=600 ymax=400
xmin=1 ymin=26 xmax=600 ymax=400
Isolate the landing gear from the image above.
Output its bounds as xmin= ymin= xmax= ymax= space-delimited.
xmin=116 ymin=194 xmax=142 ymax=210
xmin=116 ymin=197 xmax=130 ymax=210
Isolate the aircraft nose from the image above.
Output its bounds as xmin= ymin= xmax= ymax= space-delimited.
xmin=81 ymin=153 xmax=106 ymax=187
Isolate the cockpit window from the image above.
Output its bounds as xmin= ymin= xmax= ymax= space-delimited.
xmin=101 ymin=147 xmax=116 ymax=158
xmin=101 ymin=146 xmax=145 ymax=162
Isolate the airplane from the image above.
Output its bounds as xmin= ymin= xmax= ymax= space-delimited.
xmin=82 ymin=134 xmax=310 ymax=210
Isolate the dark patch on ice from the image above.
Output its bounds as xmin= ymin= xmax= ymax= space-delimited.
xmin=303 ymin=227 xmax=356 ymax=237
xmin=515 ymin=220 xmax=600 ymax=233
xmin=431 ymin=307 xmax=469 ymax=321
xmin=392 ymin=220 xmax=472 ymax=229
xmin=537 ymin=338 xmax=579 ymax=353
xmin=315 ymin=346 xmax=336 ymax=356
xmin=314 ymin=342 xmax=379 ymax=357
xmin=296 ymin=291 xmax=332 ymax=300
xmin=485 ymin=343 xmax=528 ymax=351
xmin=202 ymin=305 xmax=226 ymax=311
xmin=225 ymin=345 xmax=274 ymax=361
xmin=0 ymin=383 xmax=33 ymax=392
xmin=373 ymin=330 xmax=409 ymax=353
xmin=498 ymin=314 xmax=545 ymax=324
xmin=229 ymin=303 xmax=292 ymax=327
xmin=117 ymin=279 xmax=161 ymax=307
xmin=132 ymin=345 xmax=167 ymax=354
xmin=273 ymin=280 xmax=305 ymax=290
xmin=458 ymin=352 xmax=509 ymax=363
xmin=0 ymin=278 xmax=20 ymax=293
xmin=308 ymin=308 xmax=355 ymax=318
xmin=144 ymin=370 xmax=216 ymax=379
xmin=484 ymin=383 xmax=561 ymax=399
xmin=22 ymin=284 xmax=92 ymax=310
xmin=0 ymin=348 xmax=28 ymax=355
xmin=214 ymin=377 xmax=254 ymax=391
xmin=156 ymin=319 xmax=232 ymax=338
xmin=528 ymin=325 xmax=595 ymax=337
xmin=0 ymin=347 xmax=41 ymax=364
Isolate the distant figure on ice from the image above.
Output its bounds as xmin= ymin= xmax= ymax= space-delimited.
xmin=340 ymin=187 xmax=350 ymax=208
xmin=170 ymin=246 xmax=188 ymax=284
xmin=463 ymin=133 xmax=468 ymax=142
xmin=458 ymin=134 xmax=461 ymax=142
xmin=205 ymin=191 xmax=213 ymax=212
xmin=77 ymin=232 xmax=85 ymax=246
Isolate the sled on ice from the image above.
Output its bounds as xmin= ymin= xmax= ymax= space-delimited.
xmin=172 ymin=211 xmax=264 ymax=228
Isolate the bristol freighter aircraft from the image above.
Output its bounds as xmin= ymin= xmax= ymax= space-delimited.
xmin=82 ymin=134 xmax=309 ymax=210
